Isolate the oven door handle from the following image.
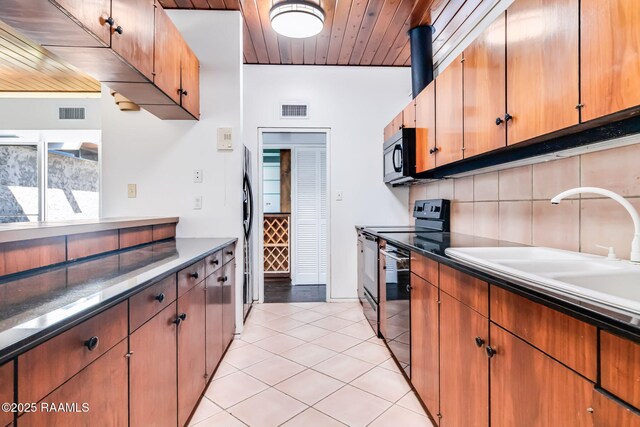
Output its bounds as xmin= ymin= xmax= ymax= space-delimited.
xmin=379 ymin=249 xmax=409 ymax=263
xmin=364 ymin=291 xmax=377 ymax=311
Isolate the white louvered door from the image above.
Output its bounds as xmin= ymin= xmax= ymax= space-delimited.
xmin=292 ymin=146 xmax=327 ymax=285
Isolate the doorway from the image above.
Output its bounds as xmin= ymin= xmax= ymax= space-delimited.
xmin=258 ymin=129 xmax=329 ymax=303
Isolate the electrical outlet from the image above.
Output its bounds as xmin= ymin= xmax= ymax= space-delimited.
xmin=194 ymin=169 xmax=203 ymax=183
xmin=336 ymin=191 xmax=344 ymax=201
xmin=193 ymin=196 xmax=202 ymax=210
xmin=128 ymin=184 xmax=137 ymax=198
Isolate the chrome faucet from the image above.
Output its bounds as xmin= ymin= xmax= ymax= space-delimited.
xmin=551 ymin=187 xmax=640 ymax=263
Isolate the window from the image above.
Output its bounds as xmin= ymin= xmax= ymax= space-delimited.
xmin=0 ymin=130 xmax=100 ymax=223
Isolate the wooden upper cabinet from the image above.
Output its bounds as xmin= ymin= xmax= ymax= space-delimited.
xmin=410 ymin=273 xmax=440 ymax=424
xmin=111 ymin=0 xmax=155 ymax=81
xmin=439 ymin=291 xmax=489 ymax=427
xmin=0 ymin=362 xmax=12 ymax=427
xmin=463 ymin=13 xmax=507 ymax=158
xmin=415 ymin=81 xmax=436 ymax=173
xmin=490 ymin=323 xmax=594 ymax=427
xmin=403 ymin=101 xmax=416 ymax=128
xmin=384 ymin=111 xmax=404 ymax=141
xmin=181 ymin=43 xmax=201 ymax=119
xmin=506 ymin=0 xmax=579 ymax=145
xmin=581 ymin=0 xmax=640 ymax=122
xmin=435 ymin=54 xmax=464 ymax=166
xmin=600 ymin=331 xmax=640 ymax=408
xmin=154 ymin=5 xmax=182 ymax=104
xmin=53 ymin=0 xmax=112 ymax=46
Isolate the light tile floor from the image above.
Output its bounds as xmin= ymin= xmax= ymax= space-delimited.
xmin=189 ymin=302 xmax=434 ymax=427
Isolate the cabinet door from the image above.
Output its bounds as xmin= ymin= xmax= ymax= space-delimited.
xmin=111 ymin=0 xmax=155 ymax=81
xmin=415 ymin=81 xmax=436 ymax=173
xmin=177 ymin=282 xmax=206 ymax=427
xmin=384 ymin=121 xmax=395 ymax=141
xmin=222 ymin=261 xmax=236 ymax=350
xmin=506 ymin=0 xmax=579 ymax=144
xmin=592 ymin=389 xmax=640 ymax=427
xmin=581 ymin=0 xmax=640 ymax=122
xmin=403 ymin=101 xmax=416 ymax=128
xmin=20 ymin=340 xmax=128 ymax=427
xmin=154 ymin=4 xmax=182 ymax=104
xmin=439 ymin=292 xmax=488 ymax=427
xmin=0 ymin=362 xmax=12 ymax=427
xmin=181 ymin=43 xmax=201 ymax=119
xmin=463 ymin=13 xmax=506 ymax=158
xmin=435 ymin=54 xmax=464 ymax=166
xmin=410 ymin=273 xmax=439 ymax=423
xmin=205 ymin=275 xmax=224 ymax=377
xmin=490 ymin=323 xmax=594 ymax=427
xmin=130 ymin=303 xmax=178 ymax=427
xmin=600 ymin=331 xmax=640 ymax=408
xmin=53 ymin=0 xmax=111 ymax=46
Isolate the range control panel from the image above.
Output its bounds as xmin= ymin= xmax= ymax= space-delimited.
xmin=413 ymin=199 xmax=451 ymax=231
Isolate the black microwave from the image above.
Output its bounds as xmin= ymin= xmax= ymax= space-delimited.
xmin=383 ymin=128 xmax=416 ymax=185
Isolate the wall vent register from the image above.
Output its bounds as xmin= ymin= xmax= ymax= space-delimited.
xmin=58 ymin=107 xmax=86 ymax=120
xmin=281 ymin=104 xmax=309 ymax=118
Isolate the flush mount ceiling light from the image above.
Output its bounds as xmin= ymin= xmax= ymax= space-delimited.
xmin=270 ymin=1 xmax=325 ymax=39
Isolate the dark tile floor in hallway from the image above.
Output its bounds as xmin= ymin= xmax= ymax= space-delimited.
xmin=264 ymin=280 xmax=326 ymax=303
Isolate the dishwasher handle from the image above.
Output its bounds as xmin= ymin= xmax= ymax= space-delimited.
xmin=379 ymin=249 xmax=409 ymax=263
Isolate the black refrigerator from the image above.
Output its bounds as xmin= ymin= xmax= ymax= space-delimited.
xmin=242 ymin=146 xmax=254 ymax=321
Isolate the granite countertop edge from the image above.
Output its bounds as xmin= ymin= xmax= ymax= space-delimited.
xmin=357 ymin=226 xmax=640 ymax=342
xmin=0 ymin=237 xmax=237 ymax=364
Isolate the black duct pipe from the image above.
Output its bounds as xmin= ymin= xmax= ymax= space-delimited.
xmin=409 ymin=25 xmax=434 ymax=99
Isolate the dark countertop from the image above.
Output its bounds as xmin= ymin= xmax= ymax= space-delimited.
xmin=0 ymin=237 xmax=236 ymax=364
xmin=358 ymin=226 xmax=640 ymax=342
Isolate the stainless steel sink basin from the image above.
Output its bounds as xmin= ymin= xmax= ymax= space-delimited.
xmin=445 ymin=247 xmax=640 ymax=316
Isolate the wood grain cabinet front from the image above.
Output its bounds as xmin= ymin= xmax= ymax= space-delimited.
xmin=129 ymin=275 xmax=177 ymax=332
xmin=130 ymin=303 xmax=178 ymax=427
xmin=403 ymin=101 xmax=416 ymax=129
xmin=177 ymin=260 xmax=206 ymax=297
xmin=180 ymin=43 xmax=201 ymax=119
xmin=205 ymin=251 xmax=223 ymax=278
xmin=0 ymin=361 xmax=13 ymax=427
xmin=581 ymin=0 xmax=640 ymax=122
xmin=110 ymin=0 xmax=155 ymax=81
xmin=222 ymin=261 xmax=236 ymax=350
xmin=592 ymin=389 xmax=640 ymax=427
xmin=435 ymin=54 xmax=464 ymax=166
xmin=439 ymin=265 xmax=488 ymax=317
xmin=506 ymin=0 xmax=579 ymax=145
xmin=463 ymin=12 xmax=507 ymax=157
xmin=600 ymin=331 xmax=640 ymax=409
xmin=415 ymin=81 xmax=436 ymax=173
xmin=410 ymin=273 xmax=439 ymax=424
xmin=177 ymin=282 xmax=207 ymax=427
xmin=20 ymin=339 xmax=129 ymax=427
xmin=205 ymin=274 xmax=224 ymax=377
xmin=18 ymin=302 xmax=128 ymax=405
xmin=154 ymin=5 xmax=182 ymax=105
xmin=489 ymin=323 xmax=594 ymax=427
xmin=52 ymin=0 xmax=112 ymax=46
xmin=439 ymin=291 xmax=489 ymax=427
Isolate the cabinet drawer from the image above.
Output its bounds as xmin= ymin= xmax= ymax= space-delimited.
xmin=411 ymin=252 xmax=438 ymax=285
xmin=222 ymin=245 xmax=236 ymax=265
xmin=440 ymin=265 xmax=488 ymax=316
xmin=20 ymin=339 xmax=128 ymax=427
xmin=601 ymin=331 xmax=640 ymax=408
xmin=490 ymin=286 xmax=597 ymax=381
xmin=0 ymin=361 xmax=12 ymax=427
xmin=18 ymin=302 xmax=127 ymax=404
xmin=129 ymin=275 xmax=177 ymax=332
xmin=205 ymin=251 xmax=223 ymax=277
xmin=177 ymin=260 xmax=205 ymax=297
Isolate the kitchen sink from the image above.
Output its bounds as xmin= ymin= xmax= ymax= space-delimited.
xmin=445 ymin=247 xmax=640 ymax=316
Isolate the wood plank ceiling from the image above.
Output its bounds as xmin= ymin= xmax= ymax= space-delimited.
xmin=0 ymin=21 xmax=100 ymax=92
xmin=159 ymin=0 xmax=494 ymax=66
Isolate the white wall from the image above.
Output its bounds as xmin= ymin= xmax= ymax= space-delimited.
xmin=0 ymin=97 xmax=101 ymax=130
xmin=244 ymin=65 xmax=412 ymax=300
xmin=101 ymin=11 xmax=245 ymax=328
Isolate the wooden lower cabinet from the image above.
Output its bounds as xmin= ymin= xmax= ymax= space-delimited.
xmin=592 ymin=389 xmax=640 ymax=427
xmin=222 ymin=261 xmax=236 ymax=349
xmin=177 ymin=282 xmax=207 ymax=426
xmin=205 ymin=274 xmax=224 ymax=377
xmin=130 ymin=303 xmax=178 ymax=427
xmin=410 ymin=273 xmax=439 ymax=423
xmin=0 ymin=362 xmax=12 ymax=427
xmin=439 ymin=292 xmax=489 ymax=427
xmin=20 ymin=340 xmax=128 ymax=427
xmin=489 ymin=323 xmax=594 ymax=427
xmin=600 ymin=331 xmax=640 ymax=408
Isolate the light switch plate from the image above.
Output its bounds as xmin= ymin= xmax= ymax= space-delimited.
xmin=128 ymin=184 xmax=137 ymax=198
xmin=194 ymin=169 xmax=203 ymax=183
xmin=217 ymin=128 xmax=233 ymax=150
xmin=193 ymin=196 xmax=202 ymax=210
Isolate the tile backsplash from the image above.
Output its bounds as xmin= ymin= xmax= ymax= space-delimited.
xmin=409 ymin=142 xmax=640 ymax=260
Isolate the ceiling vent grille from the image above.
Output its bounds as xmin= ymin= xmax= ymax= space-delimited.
xmin=58 ymin=107 xmax=86 ymax=120
xmin=281 ymin=103 xmax=309 ymax=119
